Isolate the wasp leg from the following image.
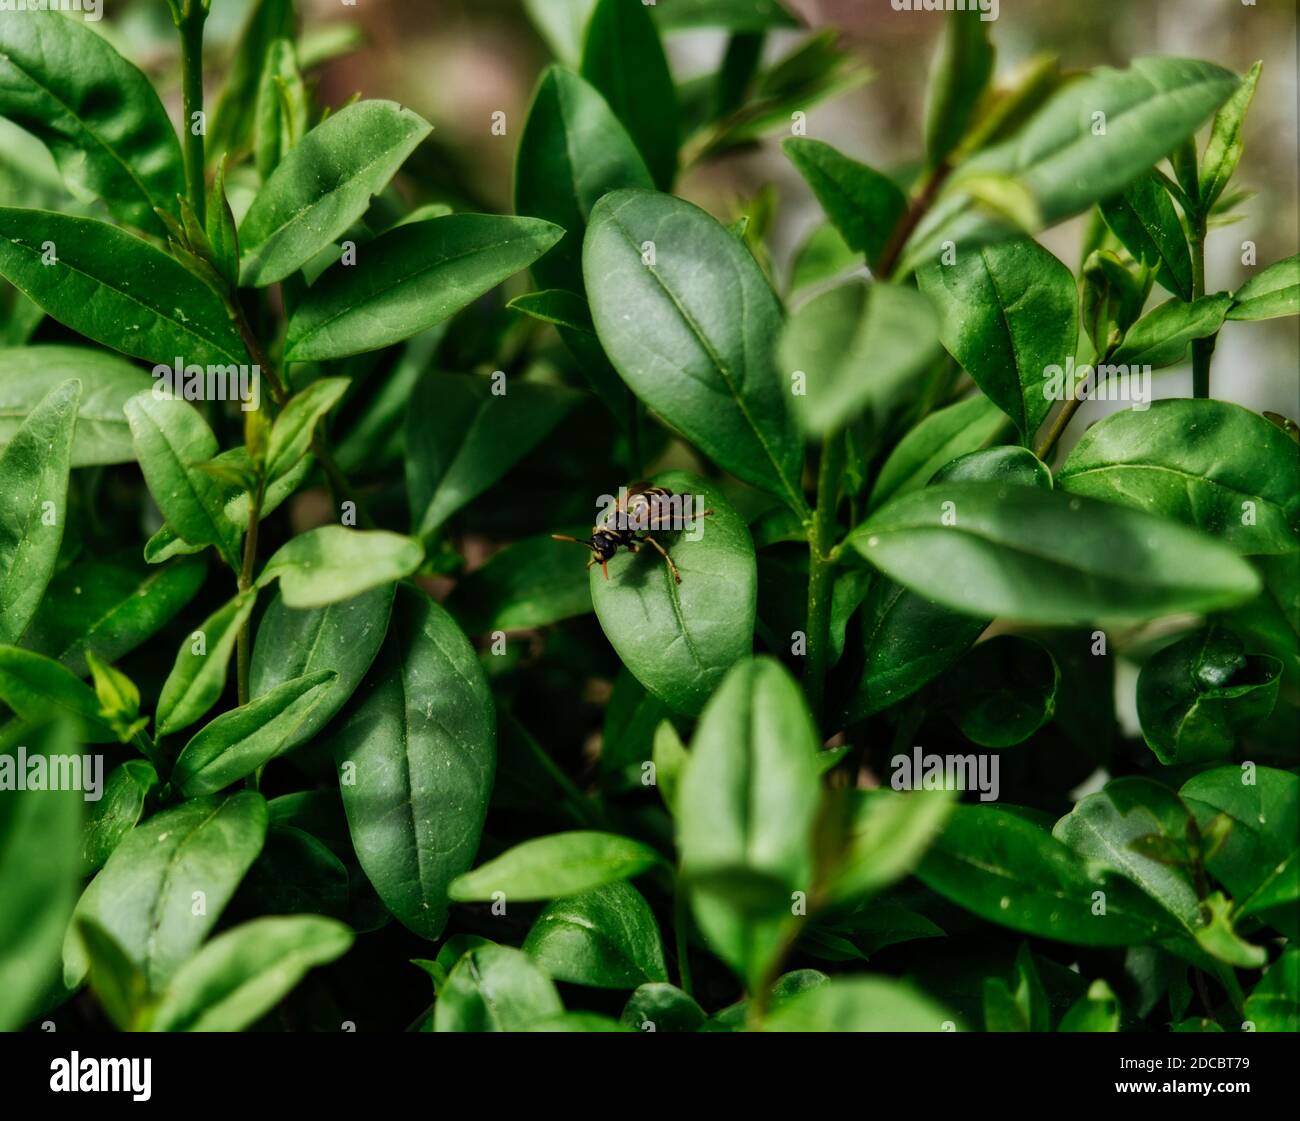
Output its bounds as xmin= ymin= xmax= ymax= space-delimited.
xmin=645 ymin=507 xmax=714 ymax=530
xmin=641 ymin=535 xmax=682 ymax=584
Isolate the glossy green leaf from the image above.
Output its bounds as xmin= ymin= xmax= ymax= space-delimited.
xmin=0 ymin=378 xmax=79 ymax=644
xmin=1228 ymin=254 xmax=1299 ymax=321
xmin=524 ymin=881 xmax=667 ymax=989
xmin=0 ymin=721 xmax=81 ymax=1031
xmin=780 ymin=280 xmax=940 ymax=437
xmin=173 ymin=671 xmax=337 ymax=797
xmin=21 ymin=551 xmax=205 ymax=678
xmin=155 ymin=591 xmax=257 ymax=737
xmin=434 ymin=945 xmax=563 ymax=1032
xmin=251 ymin=583 xmax=396 ymax=756
xmin=932 ymin=634 xmax=1060 ymax=747
xmin=581 ymin=0 xmax=678 ymax=190
xmin=284 ymin=215 xmax=562 ymax=361
xmin=924 ymin=9 xmax=996 ymax=167
xmin=0 ymin=347 xmax=151 ymax=466
xmin=678 ymin=657 xmax=820 ymax=991
xmin=124 ymin=392 xmax=242 ymax=568
xmin=208 ymin=0 xmax=296 ymax=161
xmin=64 ymin=792 xmax=268 ymax=989
xmin=0 ymin=210 xmax=250 ymax=369
xmin=584 ymin=189 xmax=804 ymax=511
xmin=0 ymin=11 xmax=185 ymax=236
xmin=0 ymin=646 xmax=115 ymax=742
xmin=1100 ymin=172 xmax=1193 ymax=300
xmin=1110 ymin=294 xmax=1231 ymax=368
xmin=265 ymin=377 xmax=349 ymax=480
xmin=1244 ymin=949 xmax=1298 ymax=1032
xmin=917 ymin=237 xmax=1076 ymax=441
xmin=851 ymin=482 xmax=1260 ymax=625
xmin=332 ymin=585 xmax=495 ymax=939
xmin=515 ymin=66 xmax=654 ymax=295
xmin=1137 ymin=627 xmax=1281 ymax=765
xmin=1200 ymin=60 xmax=1261 ymax=212
xmin=588 ymin=471 xmax=755 ymax=717
xmin=446 ymin=531 xmax=592 ymax=633
xmin=782 ymin=139 xmax=906 ymax=269
xmin=238 ymin=101 xmax=432 ymax=287
xmin=918 ymin=803 xmax=1180 ymax=946
xmin=450 ymin=831 xmax=660 ymax=903
xmin=405 ymin=373 xmax=580 ymax=540
xmin=867 ymin=394 xmax=1008 ymax=511
xmin=764 ymin=976 xmax=957 ymax=1032
xmin=149 ymin=916 xmax=353 ymax=1032
xmin=256 ymin=526 xmax=423 ymax=608
xmin=621 ymin=982 xmax=706 ymax=1032
xmin=82 ymin=760 xmax=158 ymax=876
xmin=1059 ymin=400 xmax=1300 ymax=555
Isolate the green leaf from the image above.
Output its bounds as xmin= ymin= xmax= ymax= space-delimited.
xmin=77 ymin=917 xmax=150 ymax=1032
xmin=250 ymin=583 xmax=396 ymax=756
xmin=584 ymin=189 xmax=804 ymax=512
xmin=208 ymin=0 xmax=296 ymax=161
xmin=1137 ymin=627 xmax=1281 ymax=765
xmin=149 ymin=916 xmax=353 ymax=1032
xmin=331 ymin=585 xmax=495 ymax=939
xmin=0 ymin=721 xmax=82 ymax=1031
xmin=284 ymin=215 xmax=562 ymax=361
xmin=918 ymin=803 xmax=1181 ymax=946
xmin=678 ymin=657 xmax=820 ymax=991
xmin=206 ymin=156 xmax=240 ymax=288
xmin=506 ymin=288 xmax=594 ymax=334
xmin=1200 ymin=60 xmax=1262 ymax=212
xmin=580 ymin=0 xmax=679 ymax=190
xmin=1080 ymin=249 xmax=1146 ymax=354
xmin=434 ymin=945 xmax=563 ymax=1032
xmin=983 ymin=944 xmax=1050 ymax=1032
xmin=446 ymin=531 xmax=593 ymax=633
xmin=924 ymin=9 xmax=996 ymax=167
xmin=0 ymin=378 xmax=79 ymax=644
xmin=265 ymin=377 xmax=349 ymax=480
xmin=1100 ymin=172 xmax=1193 ymax=300
xmin=1110 ymin=293 xmax=1231 ymax=368
xmin=867 ymin=394 xmax=1008 ymax=511
xmin=238 ymin=100 xmax=432 ymax=287
xmin=450 ymin=831 xmax=661 ymax=903
xmin=0 ymin=646 xmax=115 ymax=742
xmin=0 ymin=210 xmax=251 ymax=368
xmin=651 ymin=719 xmax=688 ymax=816
xmin=524 ymin=881 xmax=667 ymax=989
xmin=1058 ymin=980 xmax=1121 ymax=1032
xmin=1059 ymin=400 xmax=1300 ymax=556
xmin=0 ymin=347 xmax=152 ymax=466
xmin=155 ymin=591 xmax=257 ymax=737
xmin=764 ymin=977 xmax=958 ymax=1032
xmin=405 ymin=373 xmax=580 ymax=540
xmin=851 ymin=482 xmax=1260 ymax=625
xmin=588 ymin=471 xmax=756 ymax=717
xmin=64 ymin=792 xmax=268 ymax=989
xmin=124 ymin=392 xmax=242 ymax=568
xmin=780 ymin=280 xmax=941 ymax=437
xmin=254 ymin=38 xmax=309 ymax=182
xmin=782 ymin=139 xmax=906 ymax=270
xmin=0 ymin=11 xmax=185 ymax=236
xmin=82 ymin=760 xmax=158 ymax=876
xmin=522 ymin=0 xmax=598 ymax=63
xmin=931 ymin=634 xmax=1060 ymax=747
xmin=917 ymin=237 xmax=1076 ymax=441
xmin=256 ymin=526 xmax=423 ymax=608
xmin=22 ymin=550 xmax=205 ymax=678
xmin=1182 ymin=766 xmax=1298 ymax=934
xmin=904 ymin=58 xmax=1240 ymax=268
xmin=172 ymin=670 xmax=338 ymax=797
xmin=621 ymin=982 xmax=706 ymax=1032
xmin=515 ymin=66 xmax=654 ymax=295
xmin=1244 ymin=949 xmax=1298 ymax=1032
xmin=1228 ymin=254 xmax=1299 ymax=321
xmin=655 ymin=0 xmax=796 ymax=32
xmin=823 ymin=789 xmax=954 ymax=907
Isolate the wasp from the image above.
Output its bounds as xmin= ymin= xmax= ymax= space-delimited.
xmin=553 ymin=484 xmax=713 ymax=584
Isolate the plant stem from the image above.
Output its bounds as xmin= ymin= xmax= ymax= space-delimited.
xmin=1034 ymin=384 xmax=1087 ymax=463
xmin=673 ymin=885 xmax=694 ymax=997
xmin=804 ymin=431 xmax=844 ymax=723
xmin=1190 ymin=214 xmax=1215 ymax=398
xmin=876 ymin=162 xmax=952 ymax=280
xmin=235 ymin=481 xmax=263 ymax=709
xmin=177 ymin=2 xmax=208 ymax=226
xmin=132 ymin=729 xmax=168 ymax=778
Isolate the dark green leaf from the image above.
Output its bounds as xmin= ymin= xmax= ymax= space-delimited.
xmin=1100 ymin=172 xmax=1193 ymax=300
xmin=523 ymin=881 xmax=667 ymax=988
xmin=208 ymin=0 xmax=296 ymax=160
xmin=1244 ymin=949 xmax=1298 ymax=1032
xmin=932 ymin=634 xmax=1060 ymax=747
xmin=924 ymin=9 xmax=996 ymax=167
xmin=447 ymin=531 xmax=592 ymax=633
xmin=0 ymin=646 xmax=115 ymax=742
xmin=621 ymin=982 xmax=706 ymax=1032
xmin=434 ymin=945 xmax=563 ymax=1032
xmin=82 ymin=760 xmax=158 ymax=876
xmin=1110 ymin=294 xmax=1231 ymax=368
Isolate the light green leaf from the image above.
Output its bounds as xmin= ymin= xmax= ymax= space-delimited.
xmin=256 ymin=526 xmax=423 ymax=608
xmin=1200 ymin=60 xmax=1262 ymax=211
xmin=0 ymin=646 xmax=115 ymax=742
xmin=155 ymin=592 xmax=257 ymax=737
xmin=1111 ymin=293 xmax=1231 ymax=368
xmin=434 ymin=945 xmax=563 ymax=1032
xmin=524 ymin=881 xmax=667 ymax=989
xmin=450 ymin=831 xmax=661 ymax=903
xmin=264 ymin=377 xmax=349 ymax=481
xmin=764 ymin=976 xmax=958 ymax=1032
xmin=1228 ymin=254 xmax=1299 ymax=321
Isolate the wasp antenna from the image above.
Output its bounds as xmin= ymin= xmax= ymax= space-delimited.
xmin=551 ymin=533 xmax=581 ymax=543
